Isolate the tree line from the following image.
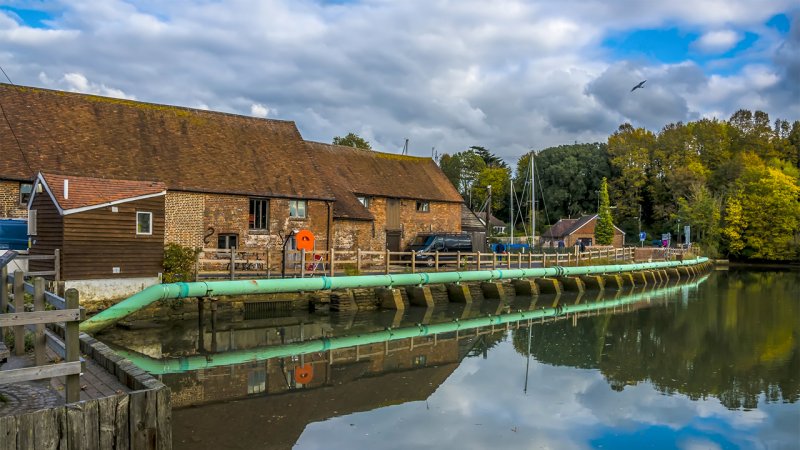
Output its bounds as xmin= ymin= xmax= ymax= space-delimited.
xmin=437 ymin=109 xmax=800 ymax=261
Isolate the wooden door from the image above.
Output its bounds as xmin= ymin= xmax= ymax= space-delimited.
xmin=386 ymin=231 xmax=401 ymax=252
xmin=386 ymin=198 xmax=400 ymax=230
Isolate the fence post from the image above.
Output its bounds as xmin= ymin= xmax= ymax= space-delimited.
xmin=13 ymin=270 xmax=24 ymax=356
xmin=229 ymin=247 xmax=236 ymax=281
xmin=53 ymin=248 xmax=61 ymax=282
xmin=435 ymin=251 xmax=440 ymax=272
xmin=65 ymin=288 xmax=80 ymax=404
xmin=33 ymin=277 xmax=46 ymax=366
xmin=0 ymin=266 xmax=7 ymax=342
xmin=456 ymin=251 xmax=461 ymax=270
xmin=266 ymin=248 xmax=272 ymax=278
xmin=476 ymin=252 xmax=481 ymax=271
xmin=329 ymin=248 xmax=335 ymax=277
xmin=194 ymin=250 xmax=200 ymax=282
xmin=411 ymin=252 xmax=416 ymax=274
xmin=528 ymin=251 xmax=532 ymax=268
xmin=300 ymin=249 xmax=307 ymax=278
xmin=385 ymin=249 xmax=390 ymax=275
xmin=357 ymin=249 xmax=362 ymax=274
xmin=492 ymin=252 xmax=497 ymax=269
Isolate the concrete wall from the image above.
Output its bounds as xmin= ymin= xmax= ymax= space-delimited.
xmin=0 ymin=180 xmax=28 ymax=219
xmin=65 ymin=277 xmax=161 ymax=306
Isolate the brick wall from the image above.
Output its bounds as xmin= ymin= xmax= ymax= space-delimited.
xmin=0 ymin=180 xmax=28 ymax=219
xmin=164 ymin=191 xmax=205 ymax=248
xmin=399 ymin=201 xmax=461 ymax=249
xmin=333 ymin=220 xmax=374 ymax=250
xmin=570 ymin=220 xmax=625 ymax=248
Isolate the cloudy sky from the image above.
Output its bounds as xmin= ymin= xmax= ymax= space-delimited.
xmin=0 ymin=1 xmax=798 ymax=162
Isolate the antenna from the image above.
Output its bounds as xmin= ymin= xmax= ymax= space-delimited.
xmin=401 ymin=138 xmax=409 ymax=155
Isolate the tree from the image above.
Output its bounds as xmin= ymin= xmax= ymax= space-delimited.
xmin=594 ymin=177 xmax=614 ymax=245
xmin=676 ymin=184 xmax=722 ymax=257
xmin=607 ymin=124 xmax=656 ymax=235
xmin=438 ymin=153 xmax=461 ymax=190
xmin=470 ymin=146 xmax=507 ymax=168
xmin=332 ymin=132 xmax=372 ymax=149
xmin=473 ymin=167 xmax=511 ymax=213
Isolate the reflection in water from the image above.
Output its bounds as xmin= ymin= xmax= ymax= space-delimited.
xmin=99 ymin=270 xmax=799 ymax=449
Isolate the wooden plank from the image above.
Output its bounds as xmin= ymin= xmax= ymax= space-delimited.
xmin=144 ymin=390 xmax=158 ymax=449
xmin=98 ymin=395 xmax=119 ymax=449
xmin=0 ymin=361 xmax=81 ymax=384
xmin=130 ymin=391 xmax=148 ymax=450
xmin=0 ymin=415 xmax=17 ymax=450
xmin=155 ymin=388 xmax=172 ymax=450
xmin=0 ymin=309 xmax=82 ymax=327
xmin=56 ymin=407 xmax=68 ymax=450
xmin=83 ymin=399 xmax=100 ymax=450
xmin=65 ymin=289 xmax=80 ymax=404
xmin=32 ymin=408 xmax=59 ymax=450
xmin=26 ymin=271 xmax=57 ymax=277
xmin=17 ymin=412 xmax=34 ymax=450
xmin=66 ymin=404 xmax=86 ymax=450
xmin=115 ymin=394 xmax=130 ymax=450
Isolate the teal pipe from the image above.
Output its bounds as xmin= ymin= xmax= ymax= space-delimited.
xmin=116 ymin=274 xmax=707 ymax=375
xmin=81 ymin=257 xmax=709 ymax=334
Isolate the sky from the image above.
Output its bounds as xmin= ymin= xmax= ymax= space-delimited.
xmin=0 ymin=1 xmax=798 ymax=163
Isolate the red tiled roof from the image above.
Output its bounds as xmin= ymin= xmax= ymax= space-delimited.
xmin=39 ymin=172 xmax=165 ymax=212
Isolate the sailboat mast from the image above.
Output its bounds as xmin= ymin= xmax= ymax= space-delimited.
xmin=530 ymin=152 xmax=535 ymax=249
xmin=509 ymin=177 xmax=514 ymax=245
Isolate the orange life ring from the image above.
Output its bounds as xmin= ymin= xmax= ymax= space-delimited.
xmin=294 ymin=363 xmax=314 ymax=384
xmin=295 ymin=230 xmax=315 ymax=252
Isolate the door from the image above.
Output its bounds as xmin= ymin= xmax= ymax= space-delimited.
xmin=386 ymin=198 xmax=401 ymax=230
xmin=386 ymin=231 xmax=402 ymax=252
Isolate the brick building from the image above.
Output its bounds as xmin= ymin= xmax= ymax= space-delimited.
xmin=540 ymin=214 xmax=626 ymax=248
xmin=0 ymin=83 xmax=463 ymax=263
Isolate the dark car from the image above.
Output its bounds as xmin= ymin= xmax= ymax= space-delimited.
xmin=0 ymin=219 xmax=28 ymax=250
xmin=408 ymin=233 xmax=472 ymax=266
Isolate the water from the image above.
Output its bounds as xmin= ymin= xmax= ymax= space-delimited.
xmin=98 ymin=269 xmax=800 ymax=449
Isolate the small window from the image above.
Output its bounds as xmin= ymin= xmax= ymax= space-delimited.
xmin=357 ymin=196 xmax=370 ymax=208
xmin=247 ymin=369 xmax=266 ymax=394
xmin=218 ymin=234 xmax=238 ymax=249
xmin=136 ymin=211 xmax=153 ymax=235
xmin=249 ymin=198 xmax=269 ymax=230
xmin=28 ymin=210 xmax=37 ymax=236
xmin=19 ymin=183 xmax=32 ymax=206
xmin=416 ymin=201 xmax=430 ymax=212
xmin=289 ymin=200 xmax=307 ymax=218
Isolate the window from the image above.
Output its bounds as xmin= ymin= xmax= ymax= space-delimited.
xmin=249 ymin=198 xmax=269 ymax=230
xmin=416 ymin=201 xmax=430 ymax=212
xmin=19 ymin=183 xmax=32 ymax=206
xmin=357 ymin=196 xmax=371 ymax=208
xmin=247 ymin=369 xmax=266 ymax=394
xmin=136 ymin=211 xmax=152 ymax=235
xmin=218 ymin=233 xmax=238 ymax=249
xmin=289 ymin=200 xmax=307 ymax=218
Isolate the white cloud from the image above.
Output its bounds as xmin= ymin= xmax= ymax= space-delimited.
xmin=57 ymin=72 xmax=136 ymax=100
xmin=693 ymin=30 xmax=742 ymax=53
xmin=250 ymin=103 xmax=271 ymax=118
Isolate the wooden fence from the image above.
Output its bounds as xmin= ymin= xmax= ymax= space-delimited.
xmin=196 ymin=246 xmax=638 ymax=280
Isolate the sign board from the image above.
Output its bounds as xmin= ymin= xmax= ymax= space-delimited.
xmin=661 ymin=233 xmax=670 ymax=241
xmin=684 ymin=225 xmax=691 ymax=245
xmin=639 ymin=232 xmax=646 ymax=242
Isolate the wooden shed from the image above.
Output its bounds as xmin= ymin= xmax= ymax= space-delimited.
xmin=540 ymin=214 xmax=626 ymax=248
xmin=27 ymin=173 xmax=166 ymax=285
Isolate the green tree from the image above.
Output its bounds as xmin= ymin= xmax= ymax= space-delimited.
xmin=607 ymin=124 xmax=655 ymax=235
xmin=473 ymin=167 xmax=511 ymax=213
xmin=470 ymin=146 xmax=507 ymax=168
xmin=676 ymin=183 xmax=722 ymax=257
xmin=332 ymin=132 xmax=372 ymax=149
xmin=595 ymin=177 xmax=614 ymax=245
xmin=438 ymin=153 xmax=461 ymax=190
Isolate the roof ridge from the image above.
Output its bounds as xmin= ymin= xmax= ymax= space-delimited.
xmin=0 ymin=82 xmax=297 ymax=126
xmin=305 ymin=139 xmax=432 ymax=162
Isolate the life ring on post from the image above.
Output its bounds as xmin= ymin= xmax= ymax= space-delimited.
xmin=294 ymin=363 xmax=314 ymax=384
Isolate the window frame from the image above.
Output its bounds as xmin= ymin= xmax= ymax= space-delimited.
xmin=217 ymin=233 xmax=239 ymax=250
xmin=357 ymin=196 xmax=371 ymax=208
xmin=289 ymin=199 xmax=307 ymax=219
xmin=136 ymin=211 xmax=153 ymax=236
xmin=19 ymin=183 xmax=32 ymax=207
xmin=249 ymin=198 xmax=270 ymax=230
xmin=416 ymin=201 xmax=430 ymax=213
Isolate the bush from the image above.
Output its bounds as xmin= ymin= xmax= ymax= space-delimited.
xmin=163 ymin=243 xmax=200 ymax=283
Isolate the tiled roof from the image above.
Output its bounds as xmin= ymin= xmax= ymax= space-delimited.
xmin=541 ymin=218 xmax=580 ymax=238
xmin=39 ymin=173 xmax=165 ymax=211
xmin=0 ymin=83 xmax=334 ymax=200
xmin=475 ymin=211 xmax=506 ymax=227
xmin=461 ymin=204 xmax=484 ymax=231
xmin=305 ymin=141 xmax=463 ymax=220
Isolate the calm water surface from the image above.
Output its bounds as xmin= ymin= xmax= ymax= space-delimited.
xmin=100 ymin=269 xmax=800 ymax=449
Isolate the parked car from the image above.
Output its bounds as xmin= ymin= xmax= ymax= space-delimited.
xmin=0 ymin=219 xmax=28 ymax=250
xmin=407 ymin=233 xmax=472 ymax=266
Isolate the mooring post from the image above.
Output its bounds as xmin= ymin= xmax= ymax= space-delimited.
xmin=33 ymin=277 xmax=46 ymax=366
xmin=65 ymin=288 xmax=80 ymax=404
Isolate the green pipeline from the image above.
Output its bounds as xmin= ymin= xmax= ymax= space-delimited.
xmin=80 ymin=257 xmax=709 ymax=334
xmin=116 ymin=274 xmax=708 ymax=375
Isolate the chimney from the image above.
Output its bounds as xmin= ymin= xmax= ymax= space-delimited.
xmin=64 ymin=179 xmax=69 ymax=199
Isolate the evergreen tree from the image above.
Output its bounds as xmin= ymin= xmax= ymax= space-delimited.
xmin=595 ymin=177 xmax=614 ymax=245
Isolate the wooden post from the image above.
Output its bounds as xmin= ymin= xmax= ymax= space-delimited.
xmin=53 ymin=249 xmax=61 ymax=281
xmin=64 ymin=288 xmax=80 ymax=404
xmin=492 ymin=252 xmax=497 ymax=269
xmin=507 ymin=251 xmax=511 ymax=269
xmin=385 ymin=249 xmax=390 ymax=275
xmin=528 ymin=251 xmax=533 ymax=268
xmin=435 ymin=251 xmax=440 ymax=272
xmin=0 ymin=266 xmax=7 ymax=342
xmin=456 ymin=251 xmax=461 ymax=270
xmin=33 ymin=277 xmax=46 ymax=366
xmin=357 ymin=249 xmax=362 ymax=274
xmin=194 ymin=250 xmax=200 ymax=282
xmin=476 ymin=252 xmax=481 ymax=271
xmin=300 ymin=249 xmax=307 ymax=278
xmin=229 ymin=247 xmax=236 ymax=281
xmin=13 ymin=270 xmax=24 ymax=356
xmin=329 ymin=248 xmax=335 ymax=277
xmin=266 ymin=248 xmax=272 ymax=278
xmin=411 ymin=252 xmax=416 ymax=274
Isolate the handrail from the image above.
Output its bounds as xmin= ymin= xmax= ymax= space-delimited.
xmin=81 ymin=257 xmax=708 ymax=334
xmin=116 ymin=273 xmax=709 ymax=375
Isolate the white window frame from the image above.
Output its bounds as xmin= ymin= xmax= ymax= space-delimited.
xmin=136 ymin=211 xmax=153 ymax=235
xmin=289 ymin=200 xmax=307 ymax=219
xmin=19 ymin=183 xmax=33 ymax=207
xmin=357 ymin=196 xmax=371 ymax=208
xmin=416 ymin=201 xmax=430 ymax=213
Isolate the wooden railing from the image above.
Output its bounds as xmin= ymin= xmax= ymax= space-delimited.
xmin=195 ymin=246 xmax=637 ymax=280
xmin=0 ymin=266 xmax=82 ymax=403
xmin=10 ymin=249 xmax=60 ymax=279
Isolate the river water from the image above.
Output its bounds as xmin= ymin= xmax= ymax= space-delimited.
xmin=98 ymin=269 xmax=800 ymax=449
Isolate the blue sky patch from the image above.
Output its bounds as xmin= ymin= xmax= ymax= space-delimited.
xmin=766 ymin=13 xmax=791 ymax=34
xmin=0 ymin=6 xmax=53 ymax=29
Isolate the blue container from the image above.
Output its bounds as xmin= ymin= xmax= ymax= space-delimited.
xmin=0 ymin=219 xmax=28 ymax=250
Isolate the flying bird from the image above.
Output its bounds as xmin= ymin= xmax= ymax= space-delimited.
xmin=631 ymin=80 xmax=647 ymax=92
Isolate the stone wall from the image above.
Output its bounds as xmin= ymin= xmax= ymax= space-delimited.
xmin=333 ymin=219 xmax=375 ymax=250
xmin=164 ymin=191 xmax=205 ymax=248
xmin=0 ymin=180 xmax=28 ymax=219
